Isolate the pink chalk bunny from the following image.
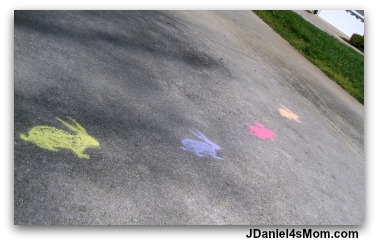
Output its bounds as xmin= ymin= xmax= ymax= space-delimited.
xmin=248 ymin=120 xmax=276 ymax=142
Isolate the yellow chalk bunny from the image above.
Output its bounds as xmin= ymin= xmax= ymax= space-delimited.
xmin=20 ymin=117 xmax=100 ymax=159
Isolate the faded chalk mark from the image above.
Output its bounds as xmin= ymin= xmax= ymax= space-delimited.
xmin=279 ymin=105 xmax=302 ymax=123
xmin=20 ymin=117 xmax=100 ymax=159
xmin=181 ymin=130 xmax=223 ymax=160
xmin=248 ymin=121 xmax=276 ymax=142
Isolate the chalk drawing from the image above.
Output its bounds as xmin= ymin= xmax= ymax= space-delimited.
xmin=20 ymin=117 xmax=100 ymax=159
xmin=279 ymin=105 xmax=302 ymax=123
xmin=248 ymin=121 xmax=276 ymax=142
xmin=181 ymin=130 xmax=223 ymax=160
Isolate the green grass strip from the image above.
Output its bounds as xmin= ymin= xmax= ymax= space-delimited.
xmin=253 ymin=10 xmax=364 ymax=104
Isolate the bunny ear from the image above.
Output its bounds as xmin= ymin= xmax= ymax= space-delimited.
xmin=191 ymin=129 xmax=200 ymax=137
xmin=56 ymin=117 xmax=77 ymax=132
xmin=253 ymin=120 xmax=264 ymax=128
xmin=56 ymin=117 xmax=87 ymax=133
xmin=68 ymin=117 xmax=87 ymax=132
xmin=193 ymin=129 xmax=202 ymax=137
xmin=193 ymin=130 xmax=207 ymax=142
xmin=282 ymin=106 xmax=292 ymax=113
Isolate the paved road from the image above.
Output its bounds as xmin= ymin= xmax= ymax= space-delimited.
xmin=14 ymin=10 xmax=364 ymax=225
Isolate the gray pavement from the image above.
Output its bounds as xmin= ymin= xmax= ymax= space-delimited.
xmin=14 ymin=10 xmax=364 ymax=225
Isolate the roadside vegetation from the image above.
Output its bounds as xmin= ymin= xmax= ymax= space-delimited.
xmin=253 ymin=10 xmax=364 ymax=104
xmin=349 ymin=33 xmax=364 ymax=52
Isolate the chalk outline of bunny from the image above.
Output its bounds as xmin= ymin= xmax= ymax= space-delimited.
xmin=181 ymin=130 xmax=223 ymax=160
xmin=248 ymin=120 xmax=276 ymax=142
xmin=279 ymin=105 xmax=302 ymax=123
xmin=20 ymin=117 xmax=100 ymax=159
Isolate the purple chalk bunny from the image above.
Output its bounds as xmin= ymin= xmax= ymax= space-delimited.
xmin=181 ymin=130 xmax=223 ymax=160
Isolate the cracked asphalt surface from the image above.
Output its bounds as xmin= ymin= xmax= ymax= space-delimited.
xmin=14 ymin=10 xmax=364 ymax=225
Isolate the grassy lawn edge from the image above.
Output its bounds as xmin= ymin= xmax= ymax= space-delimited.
xmin=253 ymin=10 xmax=364 ymax=104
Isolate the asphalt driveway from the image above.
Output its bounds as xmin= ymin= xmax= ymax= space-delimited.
xmin=14 ymin=10 xmax=364 ymax=225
